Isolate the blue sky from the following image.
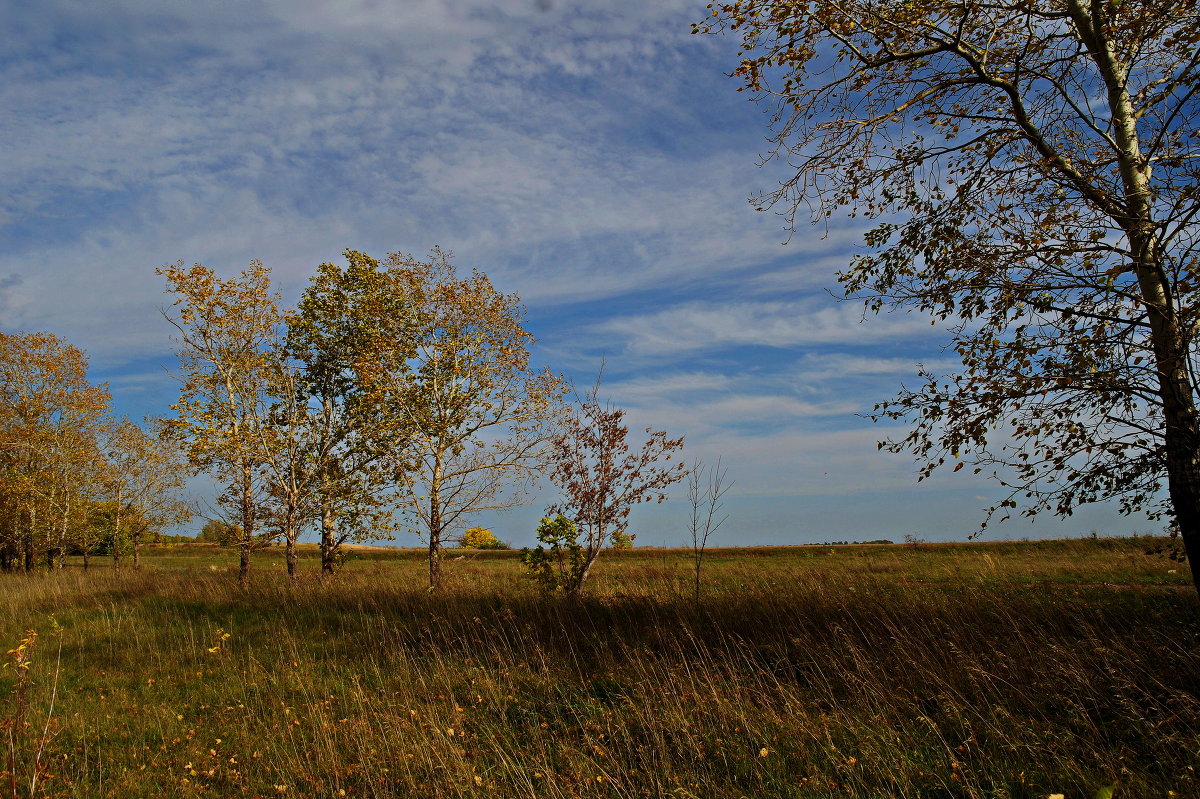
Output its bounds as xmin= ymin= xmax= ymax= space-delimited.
xmin=0 ymin=0 xmax=1155 ymax=546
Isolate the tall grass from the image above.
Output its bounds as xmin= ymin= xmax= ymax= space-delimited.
xmin=1 ymin=538 xmax=1196 ymax=797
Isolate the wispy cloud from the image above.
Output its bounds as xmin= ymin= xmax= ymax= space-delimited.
xmin=1 ymin=0 xmax=788 ymax=348
xmin=794 ymin=353 xmax=961 ymax=381
xmin=587 ymin=299 xmax=942 ymax=358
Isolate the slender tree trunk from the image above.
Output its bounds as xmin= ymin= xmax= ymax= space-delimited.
xmin=24 ymin=507 xmax=35 ymax=573
xmin=570 ymin=534 xmax=602 ymax=596
xmin=318 ymin=399 xmax=340 ymax=580
xmin=571 ymin=556 xmax=600 ymax=595
xmin=239 ymin=463 xmax=254 ymax=588
xmin=58 ymin=494 xmax=70 ymax=570
xmin=569 ymin=513 xmax=608 ymax=595
xmin=428 ymin=459 xmax=443 ymax=590
xmin=82 ymin=549 xmax=90 ymax=571
xmin=285 ymin=538 xmax=297 ymax=580
xmin=112 ymin=488 xmax=122 ymax=572
xmin=571 ymin=558 xmax=596 ymax=596
xmin=132 ymin=529 xmax=142 ymax=570
xmin=238 ymin=534 xmax=252 ymax=587
xmin=320 ymin=504 xmax=337 ymax=578
xmin=284 ymin=504 xmax=298 ymax=582
xmin=428 ymin=517 xmax=442 ymax=590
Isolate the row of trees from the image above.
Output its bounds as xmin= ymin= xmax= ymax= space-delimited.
xmin=0 ymin=249 xmax=689 ymax=593
xmin=0 ymin=332 xmax=189 ymax=571
xmin=160 ymin=248 xmax=688 ymax=592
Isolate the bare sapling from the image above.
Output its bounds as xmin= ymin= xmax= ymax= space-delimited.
xmin=687 ymin=457 xmax=730 ymax=601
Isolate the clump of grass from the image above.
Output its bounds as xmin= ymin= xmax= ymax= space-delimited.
xmin=0 ymin=538 xmax=1197 ymax=797
xmin=2 ymin=626 xmax=64 ymax=799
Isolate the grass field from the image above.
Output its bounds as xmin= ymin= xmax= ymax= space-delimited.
xmin=1 ymin=537 xmax=1197 ymax=798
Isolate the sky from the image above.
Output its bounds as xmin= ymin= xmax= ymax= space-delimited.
xmin=0 ymin=0 xmax=1158 ymax=547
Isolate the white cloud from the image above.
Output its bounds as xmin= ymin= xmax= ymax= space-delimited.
xmin=588 ymin=299 xmax=941 ymax=358
xmin=1 ymin=0 xmax=792 ymax=354
xmin=620 ymin=390 xmax=856 ymax=440
xmin=593 ymin=371 xmax=737 ymax=400
xmin=678 ymin=425 xmax=923 ymax=498
xmin=795 ymin=353 xmax=960 ymax=381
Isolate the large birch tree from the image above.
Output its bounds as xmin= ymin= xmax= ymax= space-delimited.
xmin=355 ymin=249 xmax=566 ymax=590
xmin=287 ymin=251 xmax=410 ymax=577
xmin=160 ymin=262 xmax=283 ymax=587
xmin=698 ymin=0 xmax=1200 ymax=591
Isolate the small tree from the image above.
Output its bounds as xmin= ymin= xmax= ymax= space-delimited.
xmin=687 ymin=457 xmax=731 ymax=601
xmin=459 ymin=526 xmax=509 ymax=550
xmin=544 ymin=382 xmax=687 ymax=594
xmin=521 ymin=514 xmax=584 ymax=593
xmin=609 ymin=530 xmax=636 ymax=550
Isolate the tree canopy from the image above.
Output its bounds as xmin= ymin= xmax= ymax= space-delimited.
xmin=159 ymin=261 xmax=284 ymax=586
xmin=0 ymin=332 xmax=188 ymax=571
xmin=350 ymin=249 xmax=567 ymax=590
xmin=288 ymin=250 xmax=413 ymax=576
xmin=0 ymin=332 xmax=111 ymax=568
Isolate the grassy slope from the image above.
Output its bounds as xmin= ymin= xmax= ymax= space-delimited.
xmin=1 ymin=538 xmax=1196 ymax=798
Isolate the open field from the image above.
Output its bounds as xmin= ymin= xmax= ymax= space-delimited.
xmin=1 ymin=537 xmax=1197 ymax=798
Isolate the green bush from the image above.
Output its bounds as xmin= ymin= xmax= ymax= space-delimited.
xmin=521 ymin=514 xmax=584 ymax=593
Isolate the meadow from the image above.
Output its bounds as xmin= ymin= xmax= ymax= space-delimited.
xmin=1 ymin=537 xmax=1196 ymax=798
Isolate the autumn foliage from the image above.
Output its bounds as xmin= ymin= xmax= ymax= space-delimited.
xmin=458 ymin=527 xmax=509 ymax=550
xmin=0 ymin=332 xmax=186 ymax=572
xmin=155 ymin=249 xmax=573 ymax=587
xmin=528 ymin=383 xmax=686 ymax=594
xmin=3 ymin=249 xmax=687 ymax=589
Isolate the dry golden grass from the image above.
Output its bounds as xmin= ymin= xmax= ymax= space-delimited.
xmin=1 ymin=537 xmax=1196 ymax=798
